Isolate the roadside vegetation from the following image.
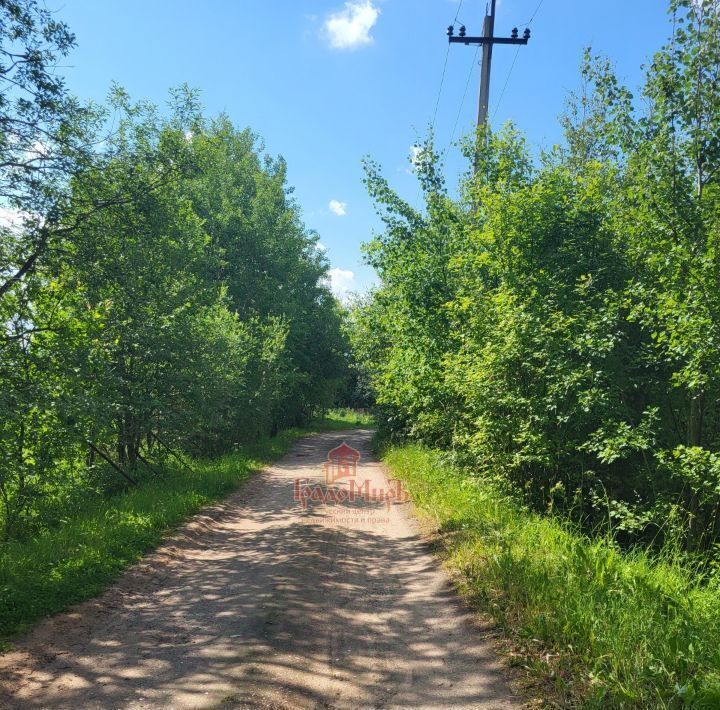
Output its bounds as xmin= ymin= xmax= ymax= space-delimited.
xmin=0 ymin=1 xmax=355 ymax=544
xmin=353 ymin=1 xmax=720 ymax=705
xmin=0 ymin=2 xmax=365 ymax=638
xmin=314 ymin=408 xmax=374 ymax=430
xmin=0 ymin=410 xmax=366 ymax=640
xmin=384 ymin=444 xmax=720 ymax=707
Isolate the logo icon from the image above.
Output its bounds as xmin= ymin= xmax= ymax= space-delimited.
xmin=293 ymin=441 xmax=410 ymax=515
xmin=324 ymin=441 xmax=361 ymax=485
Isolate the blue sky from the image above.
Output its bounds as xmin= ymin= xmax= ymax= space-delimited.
xmin=57 ymin=0 xmax=674 ymax=299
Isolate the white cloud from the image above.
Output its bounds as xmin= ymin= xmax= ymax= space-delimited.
xmin=327 ymin=267 xmax=355 ymax=302
xmin=691 ymin=0 xmax=719 ymax=11
xmin=323 ymin=1 xmax=380 ymax=50
xmin=409 ymin=145 xmax=423 ymax=171
xmin=406 ymin=145 xmax=429 ymax=174
xmin=328 ymin=199 xmax=347 ymax=216
xmin=0 ymin=206 xmax=31 ymax=232
xmin=31 ymin=140 xmax=50 ymax=158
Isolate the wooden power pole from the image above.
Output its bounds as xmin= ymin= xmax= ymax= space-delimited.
xmin=447 ymin=1 xmax=531 ymax=131
xmin=477 ymin=0 xmax=497 ymax=128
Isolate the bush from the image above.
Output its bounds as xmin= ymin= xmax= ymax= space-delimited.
xmin=384 ymin=444 xmax=720 ymax=707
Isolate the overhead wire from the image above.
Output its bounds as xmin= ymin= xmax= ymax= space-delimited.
xmin=490 ymin=45 xmax=521 ymax=122
xmin=415 ymin=0 xmax=467 ymax=209
xmin=431 ymin=47 xmax=451 ymax=131
xmin=490 ymin=0 xmax=547 ymax=123
xmin=449 ymin=46 xmax=480 ymax=148
xmin=523 ymin=0 xmax=546 ymax=28
xmin=431 ymin=0 xmax=466 ymax=131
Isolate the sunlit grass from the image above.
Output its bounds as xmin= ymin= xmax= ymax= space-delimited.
xmin=311 ymin=407 xmax=374 ymax=429
xmin=0 ymin=413 xmax=372 ymax=641
xmin=384 ymin=444 xmax=720 ymax=708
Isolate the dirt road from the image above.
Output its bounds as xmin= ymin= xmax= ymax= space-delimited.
xmin=0 ymin=430 xmax=518 ymax=709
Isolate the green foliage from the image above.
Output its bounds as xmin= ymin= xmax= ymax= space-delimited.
xmin=384 ymin=444 xmax=720 ymax=708
xmin=352 ymin=0 xmax=720 ymax=555
xmin=0 ymin=419 xmax=368 ymax=640
xmin=311 ymin=407 xmax=374 ymax=429
xmin=0 ymin=0 xmax=100 ymax=299
xmin=348 ymin=2 xmax=720 ymax=702
xmin=0 ymin=3 xmax=352 ymax=543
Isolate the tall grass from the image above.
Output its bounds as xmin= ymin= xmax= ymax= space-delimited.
xmin=0 ymin=412 xmax=369 ymax=641
xmin=313 ymin=407 xmax=374 ymax=429
xmin=384 ymin=444 xmax=720 ymax=708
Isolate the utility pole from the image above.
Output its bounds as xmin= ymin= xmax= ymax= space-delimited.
xmin=477 ymin=0 xmax=497 ymax=128
xmin=447 ymin=2 xmax=531 ymax=131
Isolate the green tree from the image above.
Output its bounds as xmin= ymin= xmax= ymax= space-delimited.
xmin=354 ymin=0 xmax=720 ymax=553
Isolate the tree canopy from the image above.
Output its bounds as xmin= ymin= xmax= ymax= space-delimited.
xmin=352 ymin=0 xmax=720 ymax=555
xmin=0 ymin=2 xmax=350 ymax=540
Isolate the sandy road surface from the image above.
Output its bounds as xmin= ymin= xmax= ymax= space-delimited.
xmin=0 ymin=430 xmax=518 ymax=709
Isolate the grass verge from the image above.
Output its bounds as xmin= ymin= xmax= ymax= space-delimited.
xmin=383 ymin=443 xmax=720 ymax=708
xmin=0 ymin=411 xmax=372 ymax=641
xmin=312 ymin=407 xmax=374 ymax=430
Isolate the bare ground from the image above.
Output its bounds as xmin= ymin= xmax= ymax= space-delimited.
xmin=0 ymin=429 xmax=519 ymax=709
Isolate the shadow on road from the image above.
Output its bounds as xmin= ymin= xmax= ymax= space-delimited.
xmin=0 ymin=430 xmax=516 ymax=709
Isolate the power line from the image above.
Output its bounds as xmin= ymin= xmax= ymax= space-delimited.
xmin=492 ymin=0 xmax=546 ymax=121
xmin=431 ymin=46 xmax=451 ymax=130
xmin=446 ymin=0 xmax=531 ymax=142
xmin=431 ymin=0 xmax=466 ymax=131
xmin=449 ymin=46 xmax=480 ymax=147
xmin=491 ymin=43 xmax=522 ymax=122
xmin=415 ymin=0 xmax=468 ymax=211
xmin=522 ymin=0 xmax=545 ymax=27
